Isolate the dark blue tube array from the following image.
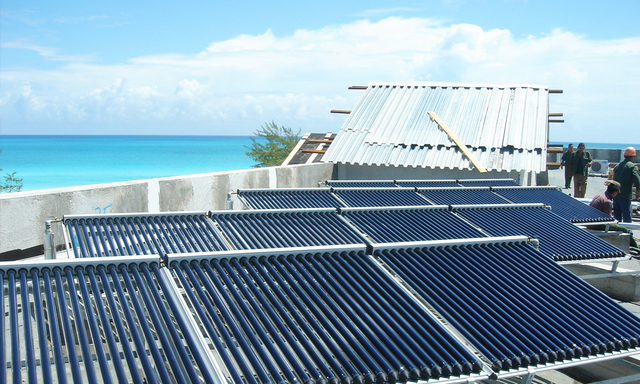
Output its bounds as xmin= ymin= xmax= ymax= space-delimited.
xmin=0 ymin=260 xmax=210 ymax=383
xmin=211 ymin=210 xmax=367 ymax=249
xmin=169 ymin=249 xmax=482 ymax=384
xmin=492 ymin=187 xmax=614 ymax=223
xmin=396 ymin=180 xmax=461 ymax=188
xmin=375 ymin=241 xmax=640 ymax=373
xmin=333 ymin=188 xmax=432 ymax=207
xmin=326 ymin=180 xmax=398 ymax=188
xmin=64 ymin=213 xmax=228 ymax=258
xmin=417 ymin=187 xmax=510 ymax=205
xmin=457 ymin=179 xmax=519 ymax=187
xmin=239 ymin=188 xmax=345 ymax=209
xmin=455 ymin=206 xmax=625 ymax=261
xmin=341 ymin=207 xmax=485 ymax=243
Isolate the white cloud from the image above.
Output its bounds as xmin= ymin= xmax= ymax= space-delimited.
xmin=1 ymin=17 xmax=639 ymax=141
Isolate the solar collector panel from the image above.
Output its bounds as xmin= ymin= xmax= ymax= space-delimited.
xmin=210 ymin=210 xmax=366 ymax=250
xmin=341 ymin=207 xmax=486 ymax=243
xmin=418 ymin=187 xmax=510 ymax=206
xmin=168 ymin=247 xmax=486 ymax=383
xmin=454 ymin=205 xmax=625 ymax=261
xmin=492 ymin=187 xmax=614 ymax=224
xmin=334 ymin=188 xmax=432 ymax=207
xmin=1 ymin=258 xmax=211 ymax=384
xmin=374 ymin=239 xmax=640 ymax=374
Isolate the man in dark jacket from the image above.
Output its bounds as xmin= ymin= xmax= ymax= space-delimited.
xmin=560 ymin=144 xmax=574 ymax=189
xmin=571 ymin=143 xmax=593 ymax=198
xmin=613 ymin=146 xmax=640 ymax=222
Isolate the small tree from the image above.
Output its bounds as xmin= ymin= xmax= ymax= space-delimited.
xmin=246 ymin=121 xmax=301 ymax=168
xmin=0 ymin=150 xmax=23 ymax=193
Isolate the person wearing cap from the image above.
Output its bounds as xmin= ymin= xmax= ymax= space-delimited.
xmin=560 ymin=143 xmax=574 ymax=189
xmin=613 ymin=146 xmax=640 ymax=223
xmin=589 ymin=180 xmax=638 ymax=249
xmin=571 ymin=143 xmax=593 ymax=198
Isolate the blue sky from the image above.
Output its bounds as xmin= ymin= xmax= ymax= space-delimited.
xmin=2 ymin=0 xmax=640 ymax=143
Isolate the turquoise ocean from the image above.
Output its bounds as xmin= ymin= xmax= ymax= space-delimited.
xmin=0 ymin=135 xmax=259 ymax=192
xmin=0 ymin=136 xmax=638 ymax=192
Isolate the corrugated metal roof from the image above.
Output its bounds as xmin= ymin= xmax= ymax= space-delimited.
xmin=323 ymin=81 xmax=549 ymax=172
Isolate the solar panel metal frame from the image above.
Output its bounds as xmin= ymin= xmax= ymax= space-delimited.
xmin=339 ymin=205 xmax=488 ymax=244
xmin=167 ymin=244 xmax=496 ymax=383
xmin=1 ymin=255 xmax=225 ymax=384
xmin=207 ymin=208 xmax=369 ymax=250
xmin=325 ymin=180 xmax=398 ymax=188
xmin=62 ymin=211 xmax=227 ymax=258
xmin=416 ymin=186 xmax=511 ymax=206
xmin=450 ymin=203 xmax=627 ymax=262
xmin=491 ymin=186 xmax=617 ymax=225
xmin=236 ymin=187 xmax=345 ymax=209
xmin=370 ymin=236 xmax=640 ymax=379
xmin=333 ymin=187 xmax=433 ymax=207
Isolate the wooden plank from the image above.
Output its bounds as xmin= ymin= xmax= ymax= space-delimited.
xmin=547 ymin=162 xmax=561 ymax=167
xmin=427 ymin=111 xmax=487 ymax=173
xmin=548 ymin=113 xmax=564 ymax=117
xmin=301 ymin=149 xmax=327 ymax=154
xmin=549 ymin=119 xmax=565 ymax=123
xmin=549 ymin=89 xmax=564 ymax=94
xmin=348 ymin=86 xmax=368 ymax=90
xmin=547 ymin=147 xmax=563 ymax=153
xmin=308 ymin=139 xmax=333 ymax=144
xmin=330 ymin=110 xmax=351 ymax=114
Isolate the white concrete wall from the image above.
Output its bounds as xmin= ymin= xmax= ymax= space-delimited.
xmin=0 ymin=163 xmax=335 ymax=256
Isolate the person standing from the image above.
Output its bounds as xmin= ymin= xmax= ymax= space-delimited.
xmin=613 ymin=146 xmax=640 ymax=222
xmin=571 ymin=143 xmax=593 ymax=198
xmin=560 ymin=144 xmax=574 ymax=189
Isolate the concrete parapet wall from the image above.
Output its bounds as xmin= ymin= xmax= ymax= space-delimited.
xmin=0 ymin=163 xmax=335 ymax=259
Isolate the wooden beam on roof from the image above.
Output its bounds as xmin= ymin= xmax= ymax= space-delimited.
xmin=308 ymin=139 xmax=333 ymax=144
xmin=547 ymin=147 xmax=563 ymax=153
xmin=330 ymin=110 xmax=351 ymax=114
xmin=549 ymin=89 xmax=564 ymax=94
xmin=302 ymin=149 xmax=327 ymax=154
xmin=548 ymin=113 xmax=563 ymax=117
xmin=427 ymin=111 xmax=487 ymax=173
xmin=348 ymin=86 xmax=368 ymax=90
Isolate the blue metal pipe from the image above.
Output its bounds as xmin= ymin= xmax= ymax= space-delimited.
xmin=178 ymin=261 xmax=260 ymax=383
xmin=53 ymin=268 xmax=83 ymax=383
xmin=207 ymin=259 xmax=286 ymax=383
xmin=70 ymin=220 xmax=87 ymax=258
xmin=281 ymin=256 xmax=390 ymax=382
xmin=377 ymin=249 xmax=509 ymax=371
xmin=18 ymin=270 xmax=37 ymax=383
xmin=240 ymin=257 xmax=338 ymax=384
xmin=64 ymin=267 xmax=99 ymax=383
xmin=107 ymin=265 xmax=158 ymax=383
xmin=117 ymin=264 xmax=171 ymax=383
xmin=349 ymin=253 xmax=481 ymax=375
xmin=100 ymin=218 xmax=119 ymax=256
xmin=253 ymin=257 xmax=358 ymax=383
xmin=79 ymin=219 xmax=99 ymax=257
xmin=8 ymin=271 xmax=20 ymax=383
xmin=74 ymin=267 xmax=111 ymax=384
xmin=97 ymin=266 xmax=144 ymax=384
xmin=313 ymin=254 xmax=432 ymax=380
xmin=446 ymin=246 xmax=569 ymax=360
xmin=106 ymin=218 xmax=127 ymax=255
xmin=323 ymin=253 xmax=456 ymax=377
xmin=268 ymin=256 xmax=376 ymax=382
xmin=113 ymin=219 xmax=135 ymax=255
xmin=0 ymin=271 xmax=4 ymax=382
xmin=146 ymin=263 xmax=217 ymax=384
xmin=42 ymin=270 xmax=68 ymax=384
xmin=87 ymin=266 xmax=128 ymax=384
xmin=223 ymin=259 xmax=309 ymax=383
